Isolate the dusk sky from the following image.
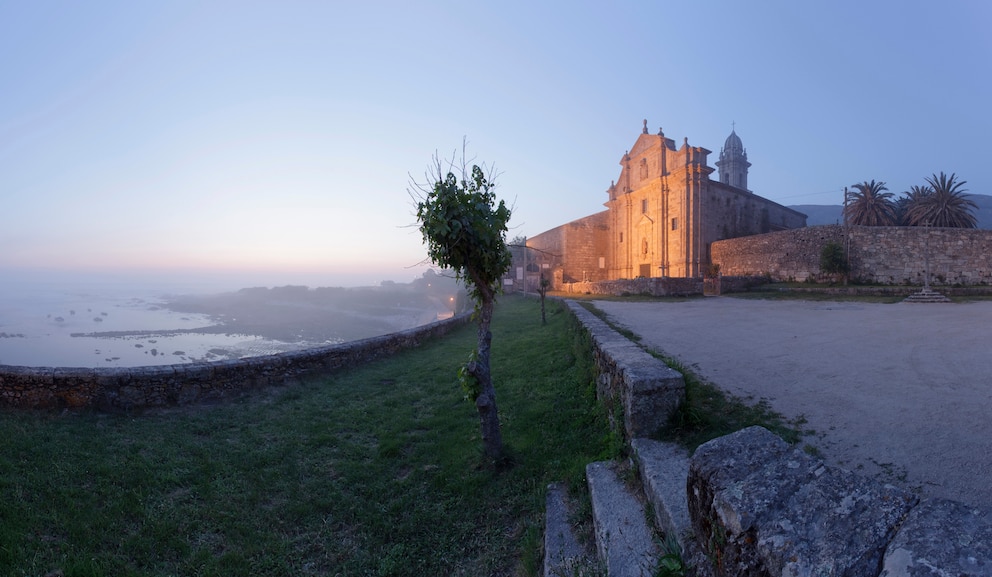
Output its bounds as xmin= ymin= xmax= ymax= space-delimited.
xmin=3 ymin=1 xmax=990 ymax=289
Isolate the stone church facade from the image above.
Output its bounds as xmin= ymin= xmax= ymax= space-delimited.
xmin=523 ymin=122 xmax=807 ymax=287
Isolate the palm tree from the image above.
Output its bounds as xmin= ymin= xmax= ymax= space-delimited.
xmin=897 ymin=185 xmax=933 ymax=226
xmin=844 ymin=180 xmax=897 ymax=226
xmin=904 ymin=172 xmax=977 ymax=228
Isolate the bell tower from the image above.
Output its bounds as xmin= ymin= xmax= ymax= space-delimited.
xmin=716 ymin=125 xmax=751 ymax=190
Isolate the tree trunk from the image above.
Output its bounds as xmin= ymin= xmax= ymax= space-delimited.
xmin=469 ymin=294 xmax=503 ymax=460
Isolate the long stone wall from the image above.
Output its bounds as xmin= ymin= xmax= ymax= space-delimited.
xmin=558 ymin=275 xmax=768 ymax=297
xmin=0 ymin=312 xmax=472 ymax=411
xmin=713 ymin=224 xmax=992 ymax=285
xmin=564 ymin=300 xmax=684 ymax=439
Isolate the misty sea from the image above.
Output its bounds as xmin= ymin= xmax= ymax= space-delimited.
xmin=0 ymin=278 xmax=304 ymax=368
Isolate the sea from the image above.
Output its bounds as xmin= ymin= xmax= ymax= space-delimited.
xmin=0 ymin=277 xmax=304 ymax=368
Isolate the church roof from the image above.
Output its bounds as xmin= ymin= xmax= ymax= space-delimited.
xmin=724 ymin=129 xmax=744 ymax=153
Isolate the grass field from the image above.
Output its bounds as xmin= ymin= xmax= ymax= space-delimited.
xmin=0 ymin=296 xmax=615 ymax=576
xmin=1 ymin=294 xmax=807 ymax=576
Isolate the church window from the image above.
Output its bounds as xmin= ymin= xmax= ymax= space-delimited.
xmin=640 ymin=158 xmax=648 ymax=179
xmin=671 ymin=217 xmax=678 ymax=230
xmin=619 ymin=232 xmax=624 ymax=243
xmin=641 ymin=199 xmax=648 ymax=213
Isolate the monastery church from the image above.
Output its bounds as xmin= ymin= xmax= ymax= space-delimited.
xmin=524 ymin=121 xmax=807 ymax=286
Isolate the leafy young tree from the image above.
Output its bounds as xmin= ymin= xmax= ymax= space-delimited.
xmin=411 ymin=150 xmax=512 ymax=461
xmin=905 ymin=172 xmax=977 ymax=228
xmin=844 ymin=180 xmax=898 ymax=226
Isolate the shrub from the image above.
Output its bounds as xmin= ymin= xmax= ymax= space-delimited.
xmin=819 ymin=242 xmax=848 ymax=275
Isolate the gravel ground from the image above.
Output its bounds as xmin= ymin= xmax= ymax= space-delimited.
xmin=592 ymin=297 xmax=992 ymax=507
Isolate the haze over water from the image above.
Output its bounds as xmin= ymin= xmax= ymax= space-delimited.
xmin=0 ymin=269 xmax=458 ymax=369
xmin=0 ymin=274 xmax=279 ymax=368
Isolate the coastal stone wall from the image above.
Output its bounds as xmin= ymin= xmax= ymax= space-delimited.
xmin=713 ymin=224 xmax=992 ymax=285
xmin=0 ymin=312 xmax=473 ymax=411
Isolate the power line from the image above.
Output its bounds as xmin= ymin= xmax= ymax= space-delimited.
xmin=774 ymin=189 xmax=844 ymax=200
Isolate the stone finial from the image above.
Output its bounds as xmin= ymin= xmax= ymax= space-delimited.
xmin=643 ymin=119 xmax=648 ymax=134
xmin=683 ymin=137 xmax=689 ymax=148
xmin=658 ymin=127 xmax=664 ymax=136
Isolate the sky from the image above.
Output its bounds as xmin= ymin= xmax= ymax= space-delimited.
xmin=3 ymin=0 xmax=991 ymax=289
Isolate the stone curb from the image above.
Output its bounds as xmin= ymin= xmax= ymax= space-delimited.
xmin=565 ymin=300 xmax=685 ymax=439
xmin=544 ymin=483 xmax=594 ymax=577
xmin=631 ymin=438 xmax=691 ymax=544
xmin=586 ymin=461 xmax=661 ymax=577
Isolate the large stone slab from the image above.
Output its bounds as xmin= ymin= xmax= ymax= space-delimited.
xmin=688 ymin=426 xmax=918 ymax=577
xmin=544 ymin=482 xmax=593 ymax=577
xmin=587 ymin=461 xmax=660 ymax=577
xmin=881 ymin=498 xmax=992 ymax=577
xmin=631 ymin=438 xmax=691 ymax=541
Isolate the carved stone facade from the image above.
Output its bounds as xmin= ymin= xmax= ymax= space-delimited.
xmin=525 ymin=122 xmax=806 ymax=286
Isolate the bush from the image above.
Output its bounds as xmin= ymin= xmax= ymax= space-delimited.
xmin=819 ymin=242 xmax=848 ymax=275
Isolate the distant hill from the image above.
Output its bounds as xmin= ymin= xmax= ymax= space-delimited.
xmin=789 ymin=204 xmax=844 ymax=226
xmin=789 ymin=194 xmax=992 ymax=229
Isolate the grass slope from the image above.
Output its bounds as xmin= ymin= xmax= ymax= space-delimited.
xmin=0 ymin=296 xmax=614 ymax=577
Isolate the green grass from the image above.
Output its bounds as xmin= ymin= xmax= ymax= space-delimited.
xmin=657 ymin=357 xmax=805 ymax=451
xmin=0 ymin=296 xmax=615 ymax=576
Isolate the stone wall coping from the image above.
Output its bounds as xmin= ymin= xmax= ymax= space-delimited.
xmin=564 ymin=300 xmax=684 ymax=439
xmin=688 ymin=426 xmax=992 ymax=577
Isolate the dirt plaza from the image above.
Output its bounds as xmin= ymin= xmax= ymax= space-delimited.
xmin=592 ymin=296 xmax=992 ymax=507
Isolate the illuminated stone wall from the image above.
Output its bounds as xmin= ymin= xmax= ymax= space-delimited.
xmin=712 ymin=224 xmax=992 ymax=285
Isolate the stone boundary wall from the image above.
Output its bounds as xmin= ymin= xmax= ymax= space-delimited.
xmin=713 ymin=224 xmax=992 ymax=285
xmin=560 ymin=276 xmax=768 ymax=297
xmin=688 ymin=426 xmax=992 ymax=577
xmin=564 ymin=300 xmax=684 ymax=439
xmin=0 ymin=312 xmax=473 ymax=411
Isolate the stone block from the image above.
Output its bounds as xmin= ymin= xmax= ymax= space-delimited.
xmin=621 ymin=360 xmax=684 ymax=439
xmin=587 ymin=461 xmax=660 ymax=577
xmin=631 ymin=438 xmax=691 ymax=541
xmin=881 ymin=498 xmax=992 ymax=577
xmin=544 ymin=482 xmax=592 ymax=577
xmin=688 ymin=426 xmax=917 ymax=577
xmin=757 ymin=467 xmax=916 ymax=577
